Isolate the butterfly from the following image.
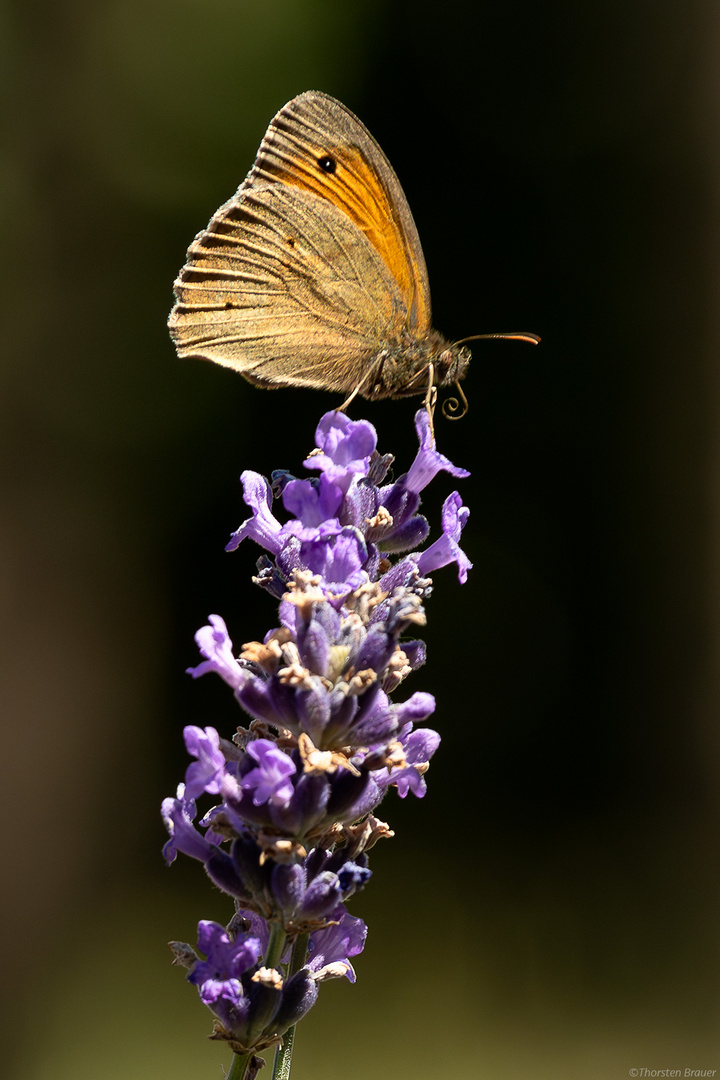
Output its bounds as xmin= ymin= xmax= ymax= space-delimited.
xmin=168 ymin=91 xmax=538 ymax=420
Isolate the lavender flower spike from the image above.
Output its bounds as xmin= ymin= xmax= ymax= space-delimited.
xmin=163 ymin=407 xmax=471 ymax=1076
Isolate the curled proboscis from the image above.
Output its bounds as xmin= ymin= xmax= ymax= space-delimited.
xmin=441 ymin=381 xmax=469 ymax=421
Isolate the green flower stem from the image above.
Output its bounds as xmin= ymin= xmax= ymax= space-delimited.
xmin=271 ymin=1026 xmax=296 ymax=1080
xmin=288 ymin=932 xmax=310 ymax=977
xmin=271 ymin=933 xmax=310 ymax=1080
xmin=227 ymin=1052 xmax=251 ymax=1080
xmin=265 ymin=922 xmax=287 ymax=970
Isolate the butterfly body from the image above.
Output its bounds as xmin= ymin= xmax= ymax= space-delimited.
xmin=169 ymin=91 xmax=470 ymax=403
xmin=355 ymin=332 xmax=470 ymax=401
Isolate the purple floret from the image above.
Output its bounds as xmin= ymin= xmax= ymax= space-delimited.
xmin=416 ymin=491 xmax=472 ymax=584
xmin=241 ymin=739 xmax=297 ymax=807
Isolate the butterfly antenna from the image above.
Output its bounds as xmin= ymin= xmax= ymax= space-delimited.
xmin=453 ymin=331 xmax=542 ymax=348
xmin=442 ymin=379 xmax=469 ymax=421
xmin=441 ymin=332 xmax=539 ymax=422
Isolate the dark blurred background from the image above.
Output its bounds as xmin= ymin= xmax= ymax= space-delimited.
xmin=3 ymin=0 xmax=720 ymax=1076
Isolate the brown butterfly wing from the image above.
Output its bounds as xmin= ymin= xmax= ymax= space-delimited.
xmin=168 ymin=92 xmax=433 ymax=391
xmin=169 ymin=183 xmax=404 ymax=392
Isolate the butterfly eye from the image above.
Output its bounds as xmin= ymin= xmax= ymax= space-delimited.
xmin=317 ymin=155 xmax=337 ymax=174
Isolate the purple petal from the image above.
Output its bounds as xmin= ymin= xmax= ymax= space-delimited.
xmin=241 ymin=739 xmax=297 ymax=807
xmin=392 ymin=691 xmax=436 ymax=727
xmin=183 ymin=725 xmax=225 ymax=800
xmin=186 ymin=615 xmax=248 ymax=691
xmin=161 ymin=788 xmax=216 ymax=864
xmin=198 ymin=976 xmax=244 ymax=1008
xmin=372 ymin=724 xmax=441 ymax=799
xmin=416 ymin=492 xmax=472 ymax=583
xmin=403 ymin=410 xmax=470 ymax=494
xmin=304 ymin=412 xmax=377 ymax=490
xmin=226 ymin=471 xmax=283 ymax=554
xmin=282 ymin=475 xmax=343 ymax=528
xmin=403 ymin=726 xmax=442 ymax=763
xmin=191 ymin=919 xmax=263 ymax=989
xmin=393 ymin=726 xmax=441 ymax=798
xmin=300 ymin=528 xmax=368 ymax=593
xmin=307 ymin=907 xmax=367 ymax=982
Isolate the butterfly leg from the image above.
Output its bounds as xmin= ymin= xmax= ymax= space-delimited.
xmin=423 ymin=363 xmax=437 ymax=441
xmin=337 ymin=352 xmax=389 ymax=413
xmin=336 ymin=368 xmax=375 ymax=414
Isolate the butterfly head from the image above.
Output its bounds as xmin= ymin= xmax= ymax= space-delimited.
xmin=435 ymin=343 xmax=472 ymax=388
